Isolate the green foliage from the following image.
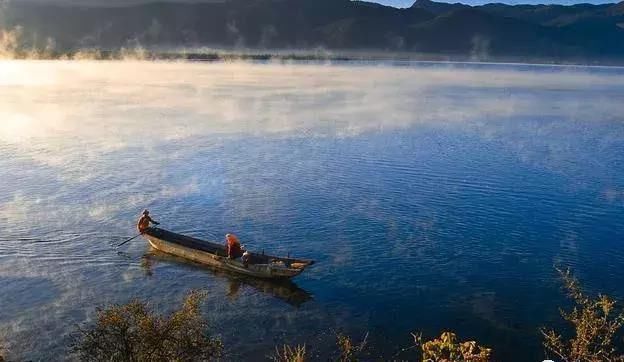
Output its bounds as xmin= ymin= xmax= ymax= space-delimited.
xmin=72 ymin=290 xmax=223 ymax=362
xmin=412 ymin=331 xmax=491 ymax=362
xmin=271 ymin=344 xmax=307 ymax=362
xmin=542 ymin=268 xmax=624 ymax=362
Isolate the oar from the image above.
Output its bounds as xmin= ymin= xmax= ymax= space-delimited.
xmin=117 ymin=233 xmax=143 ymax=247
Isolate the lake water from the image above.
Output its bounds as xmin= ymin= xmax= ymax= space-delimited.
xmin=0 ymin=60 xmax=623 ymax=361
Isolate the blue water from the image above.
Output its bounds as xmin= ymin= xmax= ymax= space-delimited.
xmin=0 ymin=60 xmax=623 ymax=361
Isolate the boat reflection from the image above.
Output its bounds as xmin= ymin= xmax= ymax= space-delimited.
xmin=142 ymin=249 xmax=313 ymax=308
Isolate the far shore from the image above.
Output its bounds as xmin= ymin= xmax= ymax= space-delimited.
xmin=3 ymin=48 xmax=624 ymax=67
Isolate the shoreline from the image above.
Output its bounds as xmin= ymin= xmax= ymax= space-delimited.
xmin=2 ymin=48 xmax=624 ymax=68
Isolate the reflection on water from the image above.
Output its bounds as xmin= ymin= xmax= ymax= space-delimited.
xmin=0 ymin=60 xmax=623 ymax=361
xmin=143 ymin=249 xmax=313 ymax=308
xmin=140 ymin=254 xmax=154 ymax=277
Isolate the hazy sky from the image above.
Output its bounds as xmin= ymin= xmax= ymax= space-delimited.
xmin=8 ymin=0 xmax=620 ymax=7
xmin=375 ymin=0 xmax=616 ymax=6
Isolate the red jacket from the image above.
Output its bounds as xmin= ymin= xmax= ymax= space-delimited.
xmin=226 ymin=234 xmax=242 ymax=258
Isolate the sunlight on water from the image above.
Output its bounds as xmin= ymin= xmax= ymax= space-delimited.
xmin=0 ymin=60 xmax=623 ymax=361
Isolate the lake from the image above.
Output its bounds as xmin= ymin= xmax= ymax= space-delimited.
xmin=0 ymin=60 xmax=623 ymax=361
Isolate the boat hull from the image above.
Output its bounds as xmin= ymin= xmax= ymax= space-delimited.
xmin=144 ymin=232 xmax=306 ymax=279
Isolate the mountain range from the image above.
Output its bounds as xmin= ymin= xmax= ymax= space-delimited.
xmin=1 ymin=0 xmax=623 ymax=62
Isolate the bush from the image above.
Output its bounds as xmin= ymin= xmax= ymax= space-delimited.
xmin=72 ymin=290 xmax=223 ymax=362
xmin=415 ymin=331 xmax=492 ymax=362
xmin=541 ymin=268 xmax=624 ymax=362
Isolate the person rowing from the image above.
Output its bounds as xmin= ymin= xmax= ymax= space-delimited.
xmin=137 ymin=209 xmax=160 ymax=234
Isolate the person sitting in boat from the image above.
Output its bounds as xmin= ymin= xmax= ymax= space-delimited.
xmin=225 ymin=233 xmax=243 ymax=259
xmin=242 ymin=250 xmax=251 ymax=267
xmin=137 ymin=209 xmax=159 ymax=233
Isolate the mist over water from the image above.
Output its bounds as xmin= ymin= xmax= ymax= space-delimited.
xmin=0 ymin=60 xmax=623 ymax=360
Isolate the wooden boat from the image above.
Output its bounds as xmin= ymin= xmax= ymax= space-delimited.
xmin=143 ymin=228 xmax=314 ymax=279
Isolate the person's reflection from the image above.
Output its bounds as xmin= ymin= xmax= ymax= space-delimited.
xmin=227 ymin=278 xmax=241 ymax=300
xmin=141 ymin=255 xmax=154 ymax=277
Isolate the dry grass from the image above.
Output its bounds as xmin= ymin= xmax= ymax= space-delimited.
xmin=0 ymin=337 xmax=6 ymax=362
xmin=271 ymin=344 xmax=307 ymax=362
xmin=541 ymin=268 xmax=624 ymax=362
xmin=7 ymin=267 xmax=623 ymax=362
xmin=270 ymin=332 xmax=369 ymax=362
xmin=336 ymin=333 xmax=368 ymax=362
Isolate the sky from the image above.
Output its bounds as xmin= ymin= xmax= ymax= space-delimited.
xmin=6 ymin=0 xmax=620 ymax=7
xmin=375 ymin=0 xmax=616 ymax=6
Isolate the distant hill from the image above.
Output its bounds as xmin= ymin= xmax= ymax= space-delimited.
xmin=411 ymin=0 xmax=469 ymax=15
xmin=1 ymin=0 xmax=623 ymax=62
